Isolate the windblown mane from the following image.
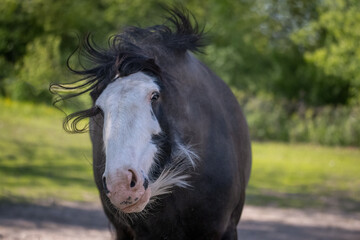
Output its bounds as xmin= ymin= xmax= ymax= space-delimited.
xmin=50 ymin=7 xmax=206 ymax=133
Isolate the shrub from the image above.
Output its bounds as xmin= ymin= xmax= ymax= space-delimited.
xmin=5 ymin=35 xmax=62 ymax=103
xmin=233 ymin=88 xmax=360 ymax=147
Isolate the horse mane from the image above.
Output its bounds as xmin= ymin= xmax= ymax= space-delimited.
xmin=50 ymin=6 xmax=207 ymax=133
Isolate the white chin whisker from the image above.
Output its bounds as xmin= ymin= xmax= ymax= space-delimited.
xmin=172 ymin=142 xmax=199 ymax=170
xmin=150 ymin=171 xmax=191 ymax=198
xmin=150 ymin=142 xmax=199 ymax=199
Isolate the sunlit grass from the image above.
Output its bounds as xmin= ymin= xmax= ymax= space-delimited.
xmin=0 ymin=99 xmax=96 ymax=203
xmin=0 ymin=99 xmax=359 ymax=211
xmin=247 ymin=142 xmax=360 ymax=211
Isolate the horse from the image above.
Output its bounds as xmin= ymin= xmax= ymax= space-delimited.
xmin=51 ymin=7 xmax=251 ymax=240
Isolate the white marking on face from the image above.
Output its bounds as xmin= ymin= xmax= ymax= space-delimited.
xmin=95 ymin=72 xmax=161 ymax=179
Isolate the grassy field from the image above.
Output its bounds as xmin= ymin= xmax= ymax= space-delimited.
xmin=248 ymin=143 xmax=360 ymax=211
xmin=0 ymin=99 xmax=359 ymax=211
xmin=0 ymin=99 xmax=97 ymax=203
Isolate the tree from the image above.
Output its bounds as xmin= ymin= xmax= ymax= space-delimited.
xmin=292 ymin=0 xmax=360 ymax=105
xmin=0 ymin=0 xmax=162 ymax=102
xmin=1 ymin=0 xmax=358 ymax=106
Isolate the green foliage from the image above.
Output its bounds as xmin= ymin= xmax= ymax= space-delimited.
xmin=8 ymin=35 xmax=62 ymax=101
xmin=293 ymin=1 xmax=360 ymax=81
xmin=289 ymin=106 xmax=360 ymax=146
xmin=0 ymin=0 xmax=44 ymax=96
xmin=244 ymin=93 xmax=289 ymax=141
xmin=0 ymin=0 xmax=163 ymax=102
xmin=291 ymin=0 xmax=360 ymax=104
xmin=2 ymin=0 xmax=359 ymax=104
xmin=233 ymin=89 xmax=360 ymax=146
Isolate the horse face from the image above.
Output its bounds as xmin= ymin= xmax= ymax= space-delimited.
xmin=95 ymin=72 xmax=161 ymax=213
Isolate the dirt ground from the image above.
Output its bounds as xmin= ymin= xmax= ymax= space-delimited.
xmin=0 ymin=201 xmax=359 ymax=240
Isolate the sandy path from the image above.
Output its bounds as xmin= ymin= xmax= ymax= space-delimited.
xmin=0 ymin=201 xmax=359 ymax=240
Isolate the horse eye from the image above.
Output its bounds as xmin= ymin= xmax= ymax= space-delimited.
xmin=151 ymin=91 xmax=160 ymax=102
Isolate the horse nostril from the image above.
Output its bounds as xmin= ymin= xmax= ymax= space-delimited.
xmin=130 ymin=180 xmax=136 ymax=188
xmin=129 ymin=170 xmax=137 ymax=188
xmin=102 ymin=176 xmax=110 ymax=194
xmin=143 ymin=178 xmax=149 ymax=190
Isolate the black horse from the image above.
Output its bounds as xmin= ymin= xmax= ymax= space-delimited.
xmin=52 ymin=7 xmax=251 ymax=240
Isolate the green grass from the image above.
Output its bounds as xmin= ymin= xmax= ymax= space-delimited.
xmin=0 ymin=99 xmax=97 ymax=203
xmin=0 ymin=99 xmax=359 ymax=212
xmin=247 ymin=142 xmax=360 ymax=211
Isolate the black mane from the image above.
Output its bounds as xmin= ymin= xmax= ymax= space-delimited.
xmin=50 ymin=7 xmax=206 ymax=133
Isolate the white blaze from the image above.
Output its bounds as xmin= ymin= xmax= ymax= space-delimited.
xmin=95 ymin=72 xmax=161 ymax=178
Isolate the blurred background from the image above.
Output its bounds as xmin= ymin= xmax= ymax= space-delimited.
xmin=0 ymin=0 xmax=359 ymax=239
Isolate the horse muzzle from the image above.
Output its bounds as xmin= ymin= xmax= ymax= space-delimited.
xmin=102 ymin=168 xmax=151 ymax=213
